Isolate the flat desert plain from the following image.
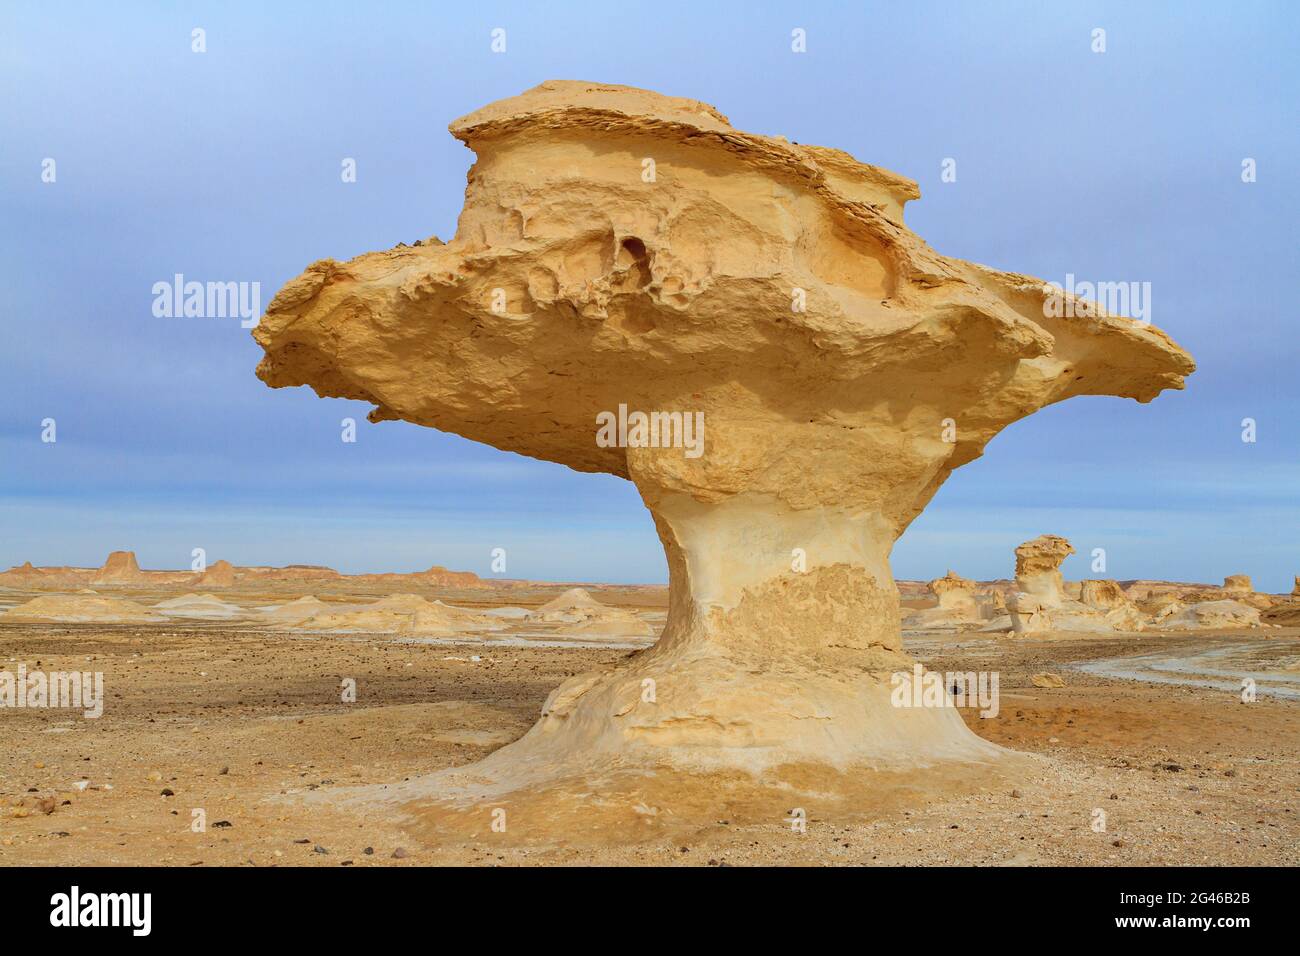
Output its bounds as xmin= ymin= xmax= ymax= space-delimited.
xmin=1 ymin=581 xmax=1298 ymax=867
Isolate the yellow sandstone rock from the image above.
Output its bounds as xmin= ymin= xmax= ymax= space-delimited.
xmin=253 ymin=81 xmax=1193 ymax=799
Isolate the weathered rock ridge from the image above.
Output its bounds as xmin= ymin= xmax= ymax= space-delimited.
xmin=0 ymin=552 xmax=492 ymax=591
xmin=253 ymin=82 xmax=1194 ymax=792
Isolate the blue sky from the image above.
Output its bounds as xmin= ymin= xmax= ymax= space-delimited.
xmin=1 ymin=1 xmax=1297 ymax=588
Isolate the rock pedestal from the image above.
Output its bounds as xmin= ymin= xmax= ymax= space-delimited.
xmin=254 ymin=82 xmax=1194 ymax=796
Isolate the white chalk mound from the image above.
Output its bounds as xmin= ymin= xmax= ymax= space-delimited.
xmin=1152 ymin=599 xmax=1262 ymax=630
xmin=527 ymin=588 xmax=653 ymax=639
xmin=280 ymin=593 xmax=506 ymax=636
xmin=3 ymin=593 xmax=162 ymax=624
xmin=154 ymin=593 xmax=248 ymax=620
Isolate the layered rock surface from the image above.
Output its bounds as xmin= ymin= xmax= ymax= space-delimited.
xmin=253 ymin=81 xmax=1194 ymax=792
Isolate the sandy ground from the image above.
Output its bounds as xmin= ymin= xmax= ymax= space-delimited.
xmin=1 ymin=588 xmax=1298 ymax=866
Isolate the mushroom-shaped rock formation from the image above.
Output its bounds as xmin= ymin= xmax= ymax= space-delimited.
xmin=253 ymin=82 xmax=1193 ymax=810
xmin=1014 ymin=535 xmax=1076 ymax=608
xmin=995 ymin=548 xmax=1150 ymax=636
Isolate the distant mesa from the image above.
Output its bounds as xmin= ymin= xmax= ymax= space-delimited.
xmin=1223 ymin=574 xmax=1253 ymax=593
xmin=0 ymin=551 xmax=493 ymax=591
xmin=91 ymin=550 xmax=147 ymax=585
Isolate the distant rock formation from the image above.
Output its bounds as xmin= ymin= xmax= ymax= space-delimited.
xmin=0 ymin=553 xmax=491 ymax=591
xmin=976 ymin=589 xmax=1007 ymax=621
xmin=153 ymin=593 xmax=247 ymax=620
xmin=275 ymin=593 xmax=505 ymax=636
xmin=931 ymin=571 xmax=979 ymax=614
xmin=3 ymin=593 xmax=161 ymax=623
xmin=1014 ymin=535 xmax=1075 ymax=608
xmin=197 ymin=559 xmax=237 ymax=587
xmin=1007 ymin=592 xmax=1052 ymax=635
xmin=1223 ymin=574 xmax=1253 ymax=594
xmin=1153 ymin=600 xmax=1262 ymax=630
xmin=976 ymin=538 xmax=1273 ymax=635
xmin=989 ymin=538 xmax=1147 ymax=635
xmin=1079 ymin=579 xmax=1146 ymax=631
xmin=421 ymin=566 xmax=490 ymax=589
xmin=903 ymin=571 xmax=981 ymax=629
xmin=258 ymin=595 xmax=331 ymax=625
xmin=90 ymin=550 xmax=147 ymax=586
xmin=527 ymin=588 xmax=652 ymax=639
xmin=1079 ymin=579 xmax=1127 ymax=609
xmin=534 ymin=588 xmax=606 ymax=614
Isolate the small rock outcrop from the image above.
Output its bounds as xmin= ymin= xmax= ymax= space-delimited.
xmin=1007 ymin=592 xmax=1052 ymax=635
xmin=1079 ymin=579 xmax=1146 ymax=630
xmin=903 ymin=571 xmax=981 ymax=629
xmin=1153 ymin=600 xmax=1262 ymax=630
xmin=1223 ymin=574 xmax=1253 ymax=594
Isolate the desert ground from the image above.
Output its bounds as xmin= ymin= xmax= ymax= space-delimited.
xmin=2 ymin=574 xmax=1297 ymax=867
